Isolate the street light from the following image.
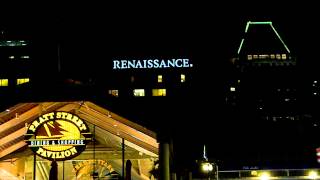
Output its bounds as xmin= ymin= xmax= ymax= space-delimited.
xmin=202 ymin=162 xmax=218 ymax=180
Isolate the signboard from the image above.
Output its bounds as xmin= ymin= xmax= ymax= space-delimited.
xmin=112 ymin=59 xmax=193 ymax=69
xmin=25 ymin=111 xmax=92 ymax=161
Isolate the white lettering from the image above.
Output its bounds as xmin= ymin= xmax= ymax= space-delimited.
xmin=113 ymin=60 xmax=120 ymax=69
xmin=112 ymin=59 xmax=192 ymax=69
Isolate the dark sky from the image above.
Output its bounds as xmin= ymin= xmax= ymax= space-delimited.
xmin=2 ymin=3 xmax=320 ymax=170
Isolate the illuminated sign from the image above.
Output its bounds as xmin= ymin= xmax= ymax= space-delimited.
xmin=112 ymin=59 xmax=193 ymax=69
xmin=25 ymin=111 xmax=92 ymax=161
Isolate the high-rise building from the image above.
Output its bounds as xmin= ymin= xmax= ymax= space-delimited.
xmin=0 ymin=30 xmax=32 ymax=88
xmin=227 ymin=21 xmax=299 ymax=121
xmin=224 ymin=21 xmax=320 ymax=168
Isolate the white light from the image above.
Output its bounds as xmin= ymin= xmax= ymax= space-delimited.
xmin=308 ymin=171 xmax=318 ymax=179
xmin=314 ymin=93 xmax=317 ymax=95
xmin=202 ymin=163 xmax=213 ymax=172
xmin=314 ymin=81 xmax=318 ymax=83
xmin=259 ymin=172 xmax=271 ymax=180
xmin=5 ymin=109 xmax=10 ymax=112
xmin=230 ymin=87 xmax=236 ymax=92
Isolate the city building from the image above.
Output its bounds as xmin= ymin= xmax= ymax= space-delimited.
xmin=224 ymin=21 xmax=320 ymax=169
xmin=0 ymin=28 xmax=196 ymax=180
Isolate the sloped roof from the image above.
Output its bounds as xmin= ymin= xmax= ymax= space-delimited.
xmin=0 ymin=101 xmax=158 ymax=159
xmin=237 ymin=21 xmax=291 ymax=54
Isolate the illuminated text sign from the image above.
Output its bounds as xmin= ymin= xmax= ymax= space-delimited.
xmin=113 ymin=59 xmax=193 ymax=69
xmin=25 ymin=111 xmax=92 ymax=161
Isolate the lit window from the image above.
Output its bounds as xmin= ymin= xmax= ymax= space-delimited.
xmin=8 ymin=56 xmax=14 ymax=59
xmin=230 ymin=87 xmax=236 ymax=92
xmin=247 ymin=55 xmax=252 ymax=60
xmin=281 ymin=54 xmax=287 ymax=60
xmin=0 ymin=40 xmax=28 ymax=46
xmin=152 ymin=89 xmax=166 ymax=96
xmin=253 ymin=55 xmax=258 ymax=59
xmin=157 ymin=75 xmax=163 ymax=83
xmin=108 ymin=90 xmax=119 ymax=97
xmin=17 ymin=78 xmax=30 ymax=85
xmin=181 ymin=74 xmax=186 ymax=83
xmin=270 ymin=54 xmax=275 ymax=59
xmin=21 ymin=55 xmax=30 ymax=59
xmin=276 ymin=54 xmax=281 ymax=59
xmin=259 ymin=54 xmax=269 ymax=59
xmin=133 ymin=89 xmax=145 ymax=97
xmin=0 ymin=79 xmax=8 ymax=86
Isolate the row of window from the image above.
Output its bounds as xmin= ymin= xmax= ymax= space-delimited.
xmin=8 ymin=55 xmax=30 ymax=59
xmin=130 ymin=74 xmax=186 ymax=83
xmin=247 ymin=54 xmax=287 ymax=60
xmin=0 ymin=78 xmax=30 ymax=86
xmin=158 ymin=74 xmax=186 ymax=83
xmin=108 ymin=89 xmax=167 ymax=97
xmin=0 ymin=40 xmax=28 ymax=47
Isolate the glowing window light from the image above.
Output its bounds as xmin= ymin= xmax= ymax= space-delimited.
xmin=108 ymin=90 xmax=119 ymax=97
xmin=181 ymin=74 xmax=186 ymax=83
xmin=152 ymin=89 xmax=166 ymax=96
xmin=17 ymin=78 xmax=30 ymax=85
xmin=157 ymin=75 xmax=163 ymax=83
xmin=0 ymin=79 xmax=9 ymax=86
xmin=133 ymin=89 xmax=145 ymax=97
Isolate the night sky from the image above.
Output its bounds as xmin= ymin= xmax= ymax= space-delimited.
xmin=1 ymin=3 xmax=320 ymax=171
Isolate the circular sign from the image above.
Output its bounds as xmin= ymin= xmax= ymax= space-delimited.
xmin=25 ymin=111 xmax=92 ymax=161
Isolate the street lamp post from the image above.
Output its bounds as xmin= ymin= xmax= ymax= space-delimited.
xmin=202 ymin=162 xmax=213 ymax=180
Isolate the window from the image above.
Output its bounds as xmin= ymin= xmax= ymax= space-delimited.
xmin=247 ymin=55 xmax=252 ymax=60
xmin=270 ymin=54 xmax=275 ymax=59
xmin=0 ymin=79 xmax=8 ymax=86
xmin=8 ymin=56 xmax=14 ymax=59
xmin=253 ymin=55 xmax=258 ymax=59
xmin=108 ymin=90 xmax=119 ymax=97
xmin=259 ymin=54 xmax=269 ymax=59
xmin=230 ymin=87 xmax=236 ymax=92
xmin=21 ymin=55 xmax=30 ymax=59
xmin=0 ymin=40 xmax=27 ymax=46
xmin=276 ymin=54 xmax=281 ymax=60
xmin=152 ymin=89 xmax=166 ymax=96
xmin=281 ymin=54 xmax=287 ymax=60
xmin=130 ymin=76 xmax=135 ymax=83
xmin=181 ymin=74 xmax=186 ymax=83
xmin=157 ymin=75 xmax=163 ymax=83
xmin=133 ymin=89 xmax=145 ymax=97
xmin=17 ymin=78 xmax=30 ymax=85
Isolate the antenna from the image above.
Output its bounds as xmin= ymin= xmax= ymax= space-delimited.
xmin=203 ymin=145 xmax=208 ymax=161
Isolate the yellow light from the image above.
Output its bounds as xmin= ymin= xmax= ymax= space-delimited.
xmin=181 ymin=74 xmax=186 ymax=82
xmin=0 ymin=79 xmax=8 ymax=86
xmin=308 ymin=171 xmax=318 ymax=179
xmin=157 ymin=75 xmax=163 ymax=83
xmin=202 ymin=162 xmax=213 ymax=172
xmin=251 ymin=170 xmax=258 ymax=176
xmin=259 ymin=172 xmax=271 ymax=180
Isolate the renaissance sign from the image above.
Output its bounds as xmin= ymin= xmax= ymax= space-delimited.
xmin=25 ymin=111 xmax=92 ymax=161
xmin=112 ymin=58 xmax=193 ymax=69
